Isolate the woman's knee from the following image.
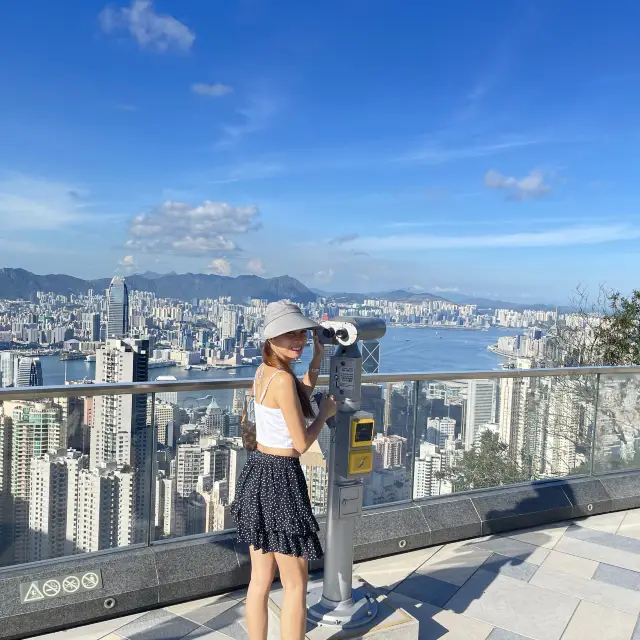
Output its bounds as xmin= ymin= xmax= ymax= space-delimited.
xmin=277 ymin=557 xmax=308 ymax=593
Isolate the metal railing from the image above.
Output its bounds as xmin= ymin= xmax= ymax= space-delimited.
xmin=1 ymin=364 xmax=639 ymax=571
xmin=2 ymin=364 xmax=640 ymax=400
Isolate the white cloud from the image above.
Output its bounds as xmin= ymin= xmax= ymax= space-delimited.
xmin=192 ymin=83 xmax=233 ymax=97
xmin=204 ymin=258 xmax=232 ymax=276
xmin=396 ymin=137 xmax=544 ymax=164
xmin=218 ymin=92 xmax=280 ymax=147
xmin=118 ymin=255 xmax=137 ymax=272
xmin=0 ymin=173 xmax=87 ymax=230
xmin=484 ymin=168 xmax=551 ymax=200
xmin=100 ymin=0 xmax=195 ymax=53
xmin=345 ymin=225 xmax=640 ymax=251
xmin=432 ymin=286 xmax=460 ymax=293
xmin=313 ymin=268 xmax=335 ymax=284
xmin=246 ymin=258 xmax=266 ymax=275
xmin=126 ymin=199 xmax=259 ymax=256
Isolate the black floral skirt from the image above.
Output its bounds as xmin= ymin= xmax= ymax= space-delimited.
xmin=230 ymin=450 xmax=323 ymax=560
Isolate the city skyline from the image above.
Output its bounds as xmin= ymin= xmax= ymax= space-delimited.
xmin=3 ymin=2 xmax=640 ymax=302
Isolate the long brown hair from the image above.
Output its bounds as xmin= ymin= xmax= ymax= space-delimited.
xmin=262 ymin=340 xmax=314 ymax=419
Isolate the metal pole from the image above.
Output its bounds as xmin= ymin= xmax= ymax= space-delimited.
xmin=146 ymin=392 xmax=158 ymax=546
xmin=589 ymin=373 xmax=601 ymax=476
xmin=409 ymin=380 xmax=420 ymax=500
xmin=307 ymin=342 xmax=378 ymax=629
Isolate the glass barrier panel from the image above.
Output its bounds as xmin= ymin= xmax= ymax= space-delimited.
xmin=593 ymin=373 xmax=640 ymax=474
xmin=412 ymin=373 xmax=597 ymax=498
xmin=0 ymin=387 xmax=152 ymax=568
xmin=152 ymin=383 xmax=250 ymax=540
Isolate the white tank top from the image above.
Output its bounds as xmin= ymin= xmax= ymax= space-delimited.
xmin=254 ymin=370 xmax=295 ymax=449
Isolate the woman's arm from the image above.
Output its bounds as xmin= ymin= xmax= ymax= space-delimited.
xmin=301 ymin=332 xmax=323 ymax=397
xmin=276 ymin=374 xmax=336 ymax=454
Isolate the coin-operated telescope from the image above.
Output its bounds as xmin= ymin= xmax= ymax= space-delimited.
xmin=308 ymin=317 xmax=386 ymax=630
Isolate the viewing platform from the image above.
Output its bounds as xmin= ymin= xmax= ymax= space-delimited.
xmin=2 ymin=366 xmax=640 ymax=639
xmin=29 ymin=509 xmax=640 ymax=639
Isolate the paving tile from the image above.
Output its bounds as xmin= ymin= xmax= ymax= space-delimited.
xmin=392 ymin=572 xmax=460 ymax=607
xmin=180 ymin=627 xmax=229 ymax=640
xmin=617 ymin=510 xmax=640 ymax=540
xmin=201 ymin=600 xmax=248 ymax=640
xmin=565 ymin=524 xmax=640 ymax=554
xmin=165 ymin=595 xmax=240 ymax=626
xmin=574 ymin=511 xmax=628 ymax=534
xmin=530 ymin=565 xmax=640 ymax=615
xmin=472 ymin=536 xmax=551 ymax=565
xmin=555 ymin=535 xmax=640 ymax=572
xmin=488 ymin=630 xmax=533 ymax=640
xmin=541 ymin=550 xmax=599 ymax=579
xmin=633 ymin=615 xmax=640 ymax=640
xmin=355 ymin=546 xmax=442 ymax=592
xmin=481 ymin=553 xmax=539 ymax=582
xmin=445 ymin=568 xmax=579 ymax=640
xmin=560 ymin=600 xmax=637 ymax=640
xmin=594 ymin=563 xmax=640 ymax=592
xmin=384 ymin=591 xmax=494 ymax=639
xmin=501 ymin=522 xmax=569 ymax=549
xmin=116 ymin=610 xmax=200 ymax=640
xmin=23 ymin=613 xmax=147 ymax=640
xmin=416 ymin=540 xmax=493 ymax=586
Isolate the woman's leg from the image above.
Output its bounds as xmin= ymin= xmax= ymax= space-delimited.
xmin=246 ymin=546 xmax=276 ymax=640
xmin=274 ymin=552 xmax=308 ymax=640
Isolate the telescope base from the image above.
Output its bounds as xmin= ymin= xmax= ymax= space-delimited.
xmin=306 ymin=581 xmax=378 ymax=630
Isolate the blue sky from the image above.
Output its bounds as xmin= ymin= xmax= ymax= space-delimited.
xmin=2 ymin=1 xmax=640 ymax=303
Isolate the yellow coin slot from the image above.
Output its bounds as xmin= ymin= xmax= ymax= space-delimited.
xmin=350 ymin=419 xmax=374 ymax=448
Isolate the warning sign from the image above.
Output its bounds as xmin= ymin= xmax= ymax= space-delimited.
xmin=23 ymin=582 xmax=45 ymax=603
xmin=20 ymin=569 xmax=103 ymax=604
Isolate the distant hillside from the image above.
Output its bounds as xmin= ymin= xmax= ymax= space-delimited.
xmin=312 ymin=288 xmax=446 ymax=304
xmin=0 ymin=268 xmax=317 ymax=304
xmin=314 ymin=285 xmax=566 ymax=311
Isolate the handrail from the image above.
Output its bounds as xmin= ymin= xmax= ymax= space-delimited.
xmin=0 ymin=365 xmax=638 ymax=401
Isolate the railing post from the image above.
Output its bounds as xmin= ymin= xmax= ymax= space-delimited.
xmin=409 ymin=380 xmax=420 ymax=501
xmin=146 ymin=392 xmax=158 ymax=546
xmin=589 ymin=373 xmax=601 ymax=476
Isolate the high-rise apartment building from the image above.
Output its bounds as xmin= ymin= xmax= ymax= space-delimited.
xmin=91 ymin=338 xmax=149 ymax=543
xmin=0 ymin=352 xmax=18 ymax=387
xmin=373 ymin=434 xmax=407 ymax=469
xmin=426 ymin=417 xmax=456 ymax=449
xmin=28 ymin=449 xmax=87 ymax=561
xmin=74 ymin=463 xmax=134 ymax=552
xmin=106 ymin=276 xmax=129 ymax=339
xmin=464 ymin=380 xmax=496 ymax=450
xmin=300 ymin=441 xmax=328 ymax=514
xmin=10 ymin=402 xmax=63 ymax=563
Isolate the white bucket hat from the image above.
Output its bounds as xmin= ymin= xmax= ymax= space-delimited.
xmin=263 ymin=301 xmax=321 ymax=339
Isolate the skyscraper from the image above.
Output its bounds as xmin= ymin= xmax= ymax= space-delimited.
xmin=106 ymin=276 xmax=129 ymax=339
xmin=362 ymin=340 xmax=381 ymax=374
xmin=15 ymin=357 xmax=43 ymax=387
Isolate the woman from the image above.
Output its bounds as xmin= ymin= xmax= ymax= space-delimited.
xmin=230 ymin=301 xmax=337 ymax=640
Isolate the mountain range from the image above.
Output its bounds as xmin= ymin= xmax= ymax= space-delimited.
xmin=0 ymin=268 xmax=317 ymax=303
xmin=0 ymin=268 xmax=566 ymax=311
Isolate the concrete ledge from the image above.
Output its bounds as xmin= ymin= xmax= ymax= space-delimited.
xmin=3 ymin=470 xmax=640 ymax=639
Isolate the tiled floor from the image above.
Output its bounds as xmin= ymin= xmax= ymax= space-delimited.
xmin=33 ymin=509 xmax=640 ymax=640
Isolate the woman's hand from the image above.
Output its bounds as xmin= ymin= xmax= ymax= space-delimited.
xmin=312 ymin=332 xmax=323 ymax=362
xmin=319 ymin=393 xmax=337 ymax=420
